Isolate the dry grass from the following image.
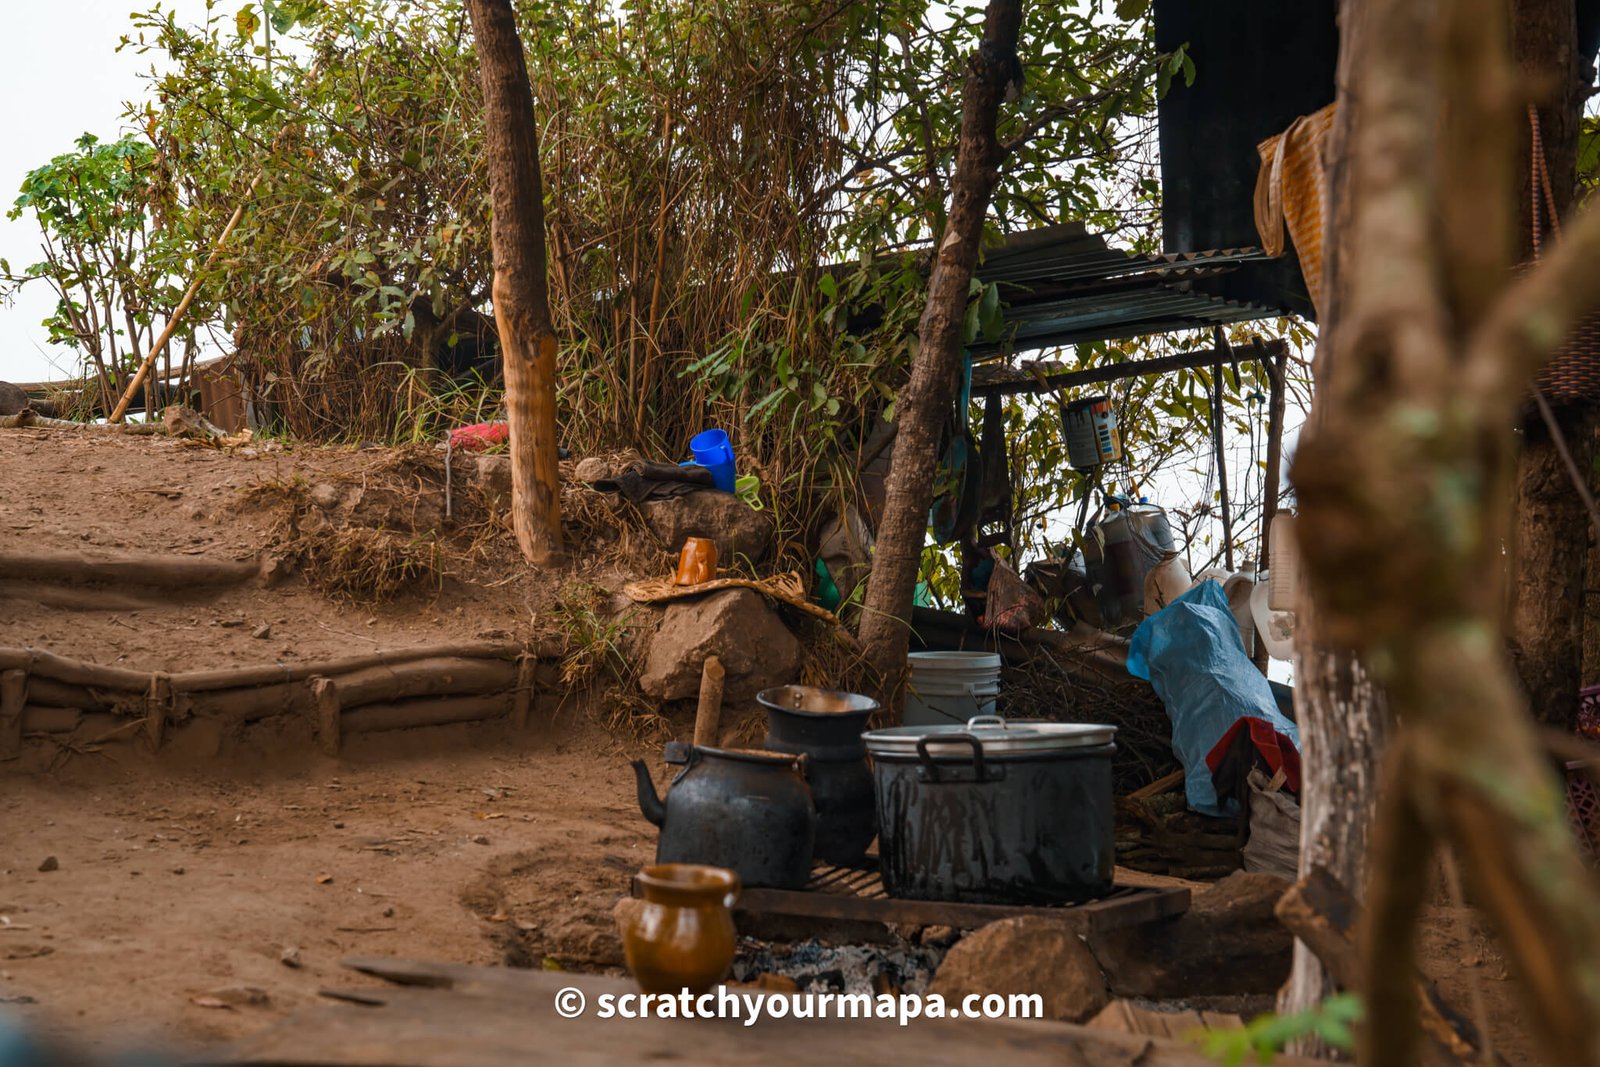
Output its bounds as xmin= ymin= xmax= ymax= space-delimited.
xmin=306 ymin=526 xmax=442 ymax=602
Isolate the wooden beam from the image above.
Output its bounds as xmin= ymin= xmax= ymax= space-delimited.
xmin=0 ymin=669 xmax=26 ymax=758
xmin=969 ymin=337 xmax=1288 ymax=398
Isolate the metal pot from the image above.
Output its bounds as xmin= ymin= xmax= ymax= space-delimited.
xmin=631 ymin=744 xmax=815 ymax=889
xmin=862 ymin=715 xmax=1116 ymax=905
xmin=757 ymin=685 xmax=878 ymax=865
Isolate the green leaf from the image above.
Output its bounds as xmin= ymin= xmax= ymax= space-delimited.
xmin=235 ymin=5 xmax=260 ymax=39
xmin=1114 ymin=0 xmax=1150 ymax=19
xmin=979 ymin=281 xmax=1003 ymax=343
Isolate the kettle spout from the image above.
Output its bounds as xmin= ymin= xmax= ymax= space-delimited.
xmin=630 ymin=760 xmax=666 ymax=827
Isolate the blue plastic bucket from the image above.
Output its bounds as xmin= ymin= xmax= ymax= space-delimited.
xmin=689 ymin=428 xmax=737 ymax=493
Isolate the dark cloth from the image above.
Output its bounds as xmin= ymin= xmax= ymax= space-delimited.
xmin=591 ymin=461 xmax=715 ymax=504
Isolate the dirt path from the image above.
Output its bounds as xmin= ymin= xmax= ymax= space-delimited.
xmin=0 ymin=728 xmax=653 ymax=1056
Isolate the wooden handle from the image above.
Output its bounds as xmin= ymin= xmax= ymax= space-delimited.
xmin=692 ymin=656 xmax=726 ymax=748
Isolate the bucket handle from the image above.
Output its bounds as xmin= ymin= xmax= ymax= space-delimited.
xmin=915 ymin=733 xmax=993 ymax=784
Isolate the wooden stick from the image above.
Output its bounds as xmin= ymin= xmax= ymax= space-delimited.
xmin=511 ymin=653 xmax=535 ymax=730
xmin=334 ymin=658 xmax=518 ymax=708
xmin=312 ymin=676 xmax=341 ymax=757
xmin=342 ymin=694 xmax=512 ymax=734
xmin=0 ymin=412 xmax=163 ymax=433
xmin=19 ymin=706 xmax=81 ymax=734
xmin=692 ymin=656 xmax=725 ymax=748
xmin=0 ymin=551 xmax=260 ymax=588
xmin=108 ymin=190 xmax=258 ymax=424
xmin=146 ymin=672 xmax=172 ymax=751
xmin=169 ymin=641 xmax=529 ymax=691
xmin=0 ymin=669 xmax=26 ymax=758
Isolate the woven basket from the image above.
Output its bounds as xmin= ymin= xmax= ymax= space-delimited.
xmin=1535 ymin=314 xmax=1600 ymax=403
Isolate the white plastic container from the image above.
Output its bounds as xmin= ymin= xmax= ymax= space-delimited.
xmin=1143 ymin=551 xmax=1193 ymax=614
xmin=903 ymin=651 xmax=1003 ymax=727
xmin=1251 ymin=581 xmax=1296 ymax=660
xmin=1268 ymin=512 xmax=1299 ymax=611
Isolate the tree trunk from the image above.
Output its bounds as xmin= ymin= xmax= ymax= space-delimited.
xmin=856 ymin=0 xmax=1023 ymax=712
xmin=1506 ymin=0 xmax=1593 ymax=731
xmin=1290 ymin=0 xmax=1600 ymax=1062
xmin=466 ymin=0 xmax=563 ymax=565
xmin=1278 ymin=5 xmax=1390 ymax=1044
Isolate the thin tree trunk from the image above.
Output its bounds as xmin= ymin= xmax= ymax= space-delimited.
xmin=857 ymin=0 xmax=1023 ymax=712
xmin=466 ymin=0 xmax=563 ymax=565
xmin=1506 ymin=0 xmax=1593 ymax=731
xmin=1292 ymin=1 xmax=1600 ymax=1063
xmin=1278 ymin=6 xmax=1390 ymax=1044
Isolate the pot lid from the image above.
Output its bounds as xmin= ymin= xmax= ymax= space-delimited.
xmin=862 ymin=715 xmax=1115 ymax=756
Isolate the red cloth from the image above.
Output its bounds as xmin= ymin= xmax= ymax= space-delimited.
xmin=448 ymin=421 xmax=509 ymax=452
xmin=1205 ymin=716 xmax=1302 ymax=793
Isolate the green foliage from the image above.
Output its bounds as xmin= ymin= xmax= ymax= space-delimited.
xmin=1199 ymin=993 xmax=1364 ymax=1066
xmin=10 ymin=0 xmax=1293 ymax=574
xmin=3 ymin=132 xmax=195 ymax=411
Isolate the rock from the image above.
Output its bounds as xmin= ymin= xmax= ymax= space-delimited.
xmin=37 ymin=856 xmax=57 ymax=873
xmin=162 ymin=405 xmax=223 ymax=440
xmin=472 ymin=455 xmax=512 ymax=510
xmin=309 ymin=482 xmax=343 ymax=509
xmin=1087 ymin=871 xmax=1293 ymax=998
xmin=574 ymin=456 xmax=611 ymax=483
xmin=280 ymin=946 xmax=302 ymax=969
xmin=205 ymin=986 xmax=271 ymax=1009
xmin=472 ymin=834 xmax=491 ymax=846
xmin=638 ymin=491 xmax=774 ymax=565
xmin=0 ymin=382 xmax=31 ymax=417
xmin=544 ymin=915 xmax=625 ymax=968
xmin=638 ymin=589 xmax=802 ymax=702
xmin=252 ymin=623 xmax=272 ymax=639
xmin=930 ymin=917 xmax=1108 ymax=1023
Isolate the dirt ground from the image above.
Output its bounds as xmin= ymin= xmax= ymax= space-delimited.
xmin=0 ymin=428 xmax=1548 ymax=1062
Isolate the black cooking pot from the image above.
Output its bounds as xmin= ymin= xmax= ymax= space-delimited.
xmin=757 ymin=685 xmax=878 ymax=865
xmin=862 ymin=715 xmax=1116 ymax=905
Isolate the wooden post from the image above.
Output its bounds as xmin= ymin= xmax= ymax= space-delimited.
xmin=0 ymin=669 xmax=26 ymax=758
xmin=466 ymin=0 xmax=564 ymax=565
xmin=146 ymin=672 xmax=172 ymax=751
xmin=512 ymin=653 xmax=535 ymax=730
xmin=1211 ymin=327 xmax=1235 ymax=572
xmin=692 ymin=656 xmax=726 ymax=748
xmin=312 ymin=676 xmax=341 ymax=757
xmin=1254 ymin=338 xmax=1288 ymax=676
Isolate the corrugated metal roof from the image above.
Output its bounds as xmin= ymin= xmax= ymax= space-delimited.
xmin=968 ymin=223 xmax=1289 ymax=355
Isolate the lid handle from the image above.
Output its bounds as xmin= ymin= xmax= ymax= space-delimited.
xmin=966 ymin=714 xmax=1006 ymax=729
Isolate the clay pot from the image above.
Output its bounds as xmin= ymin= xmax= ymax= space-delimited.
xmin=674 ymin=537 xmax=717 ymax=585
xmin=620 ymin=864 xmax=740 ymax=994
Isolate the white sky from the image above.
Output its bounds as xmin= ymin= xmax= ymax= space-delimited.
xmin=0 ymin=0 xmax=215 ymax=384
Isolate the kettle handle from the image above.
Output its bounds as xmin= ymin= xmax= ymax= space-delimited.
xmin=915 ymin=733 xmax=986 ymax=784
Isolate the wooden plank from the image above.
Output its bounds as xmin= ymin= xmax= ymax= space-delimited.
xmin=1086 ymin=1000 xmax=1242 ymax=1040
xmin=208 ymin=958 xmax=1318 ymax=1067
xmin=969 ymin=338 xmax=1287 ymax=399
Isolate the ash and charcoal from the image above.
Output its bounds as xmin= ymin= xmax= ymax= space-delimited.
xmin=732 ymin=937 xmax=948 ymax=995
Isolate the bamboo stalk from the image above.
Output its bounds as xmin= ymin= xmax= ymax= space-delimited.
xmin=692 ymin=656 xmax=725 ymax=747
xmin=108 ymin=188 xmax=258 ymax=424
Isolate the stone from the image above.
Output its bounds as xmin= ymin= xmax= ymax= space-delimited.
xmin=471 ymin=455 xmax=512 ymax=511
xmin=0 ymin=382 xmax=29 ymax=417
xmin=638 ymin=589 xmax=802 ymax=702
xmin=574 ymin=456 xmax=611 ymax=483
xmin=36 ymin=857 xmax=57 ymax=873
xmin=1087 ymin=871 xmax=1293 ymax=998
xmin=161 ymin=405 xmax=223 ymax=439
xmin=638 ymin=491 xmax=774 ymax=565
xmin=929 ymin=917 xmax=1108 ymax=1024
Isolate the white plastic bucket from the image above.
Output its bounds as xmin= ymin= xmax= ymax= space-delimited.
xmin=903 ymin=651 xmax=1003 ymax=727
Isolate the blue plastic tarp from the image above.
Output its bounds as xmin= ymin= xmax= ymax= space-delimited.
xmin=1128 ymin=580 xmax=1300 ymax=815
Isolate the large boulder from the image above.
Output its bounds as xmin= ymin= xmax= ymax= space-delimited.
xmin=929 ymin=917 xmax=1108 ymax=1023
xmin=639 ymin=589 xmax=802 ymax=702
xmin=639 ymin=491 xmax=774 ymax=565
xmin=1087 ymin=871 xmax=1292 ymax=998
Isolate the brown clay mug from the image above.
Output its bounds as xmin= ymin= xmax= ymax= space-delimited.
xmin=674 ymin=537 xmax=718 ymax=586
xmin=619 ymin=863 xmax=740 ymax=994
